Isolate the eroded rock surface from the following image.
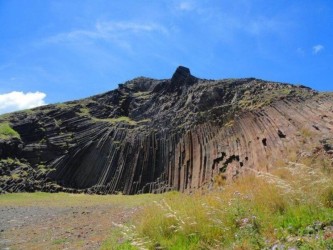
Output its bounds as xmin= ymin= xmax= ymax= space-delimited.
xmin=0 ymin=66 xmax=332 ymax=194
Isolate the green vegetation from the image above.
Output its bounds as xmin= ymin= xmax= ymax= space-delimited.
xmin=0 ymin=192 xmax=165 ymax=250
xmin=52 ymin=238 xmax=68 ymax=245
xmin=299 ymin=127 xmax=314 ymax=138
xmin=224 ymin=119 xmax=235 ymax=128
xmin=0 ymin=113 xmax=11 ymax=120
xmin=0 ymin=192 xmax=163 ymax=208
xmin=101 ymin=228 xmax=137 ymax=250
xmin=137 ymin=118 xmax=152 ymax=124
xmin=56 ymin=102 xmax=76 ymax=109
xmin=109 ymin=116 xmax=137 ymax=125
xmin=0 ymin=122 xmax=20 ymax=139
xmin=93 ymin=116 xmax=137 ymax=125
xmin=237 ymin=85 xmax=311 ymax=111
xmin=1 ymin=161 xmax=332 ymax=249
xmin=110 ymin=163 xmax=333 ymax=249
xmin=78 ymin=107 xmax=91 ymax=116
xmin=0 ymin=157 xmax=20 ymax=165
xmin=132 ymin=91 xmax=151 ymax=99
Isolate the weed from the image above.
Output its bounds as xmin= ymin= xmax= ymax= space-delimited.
xmin=52 ymin=238 xmax=68 ymax=245
xmin=322 ymin=186 xmax=333 ymax=208
xmin=112 ymin=163 xmax=333 ymax=249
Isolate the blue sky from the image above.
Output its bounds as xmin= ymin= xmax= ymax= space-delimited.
xmin=0 ymin=0 xmax=332 ymax=114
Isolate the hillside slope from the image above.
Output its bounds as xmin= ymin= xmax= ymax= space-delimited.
xmin=0 ymin=66 xmax=332 ymax=194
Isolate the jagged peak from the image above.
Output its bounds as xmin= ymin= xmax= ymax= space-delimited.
xmin=170 ymin=66 xmax=197 ymax=89
xmin=171 ymin=66 xmax=191 ymax=81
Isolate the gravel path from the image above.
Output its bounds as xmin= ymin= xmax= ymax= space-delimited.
xmin=0 ymin=204 xmax=137 ymax=249
xmin=0 ymin=206 xmax=69 ymax=231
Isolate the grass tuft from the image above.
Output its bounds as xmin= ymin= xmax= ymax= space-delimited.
xmin=112 ymin=163 xmax=333 ymax=249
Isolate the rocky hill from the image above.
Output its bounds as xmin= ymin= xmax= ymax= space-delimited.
xmin=0 ymin=66 xmax=332 ymax=194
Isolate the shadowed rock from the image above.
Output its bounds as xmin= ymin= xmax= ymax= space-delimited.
xmin=0 ymin=66 xmax=333 ymax=194
xmin=171 ymin=66 xmax=195 ymax=84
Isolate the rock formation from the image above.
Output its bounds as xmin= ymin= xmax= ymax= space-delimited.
xmin=0 ymin=66 xmax=332 ymax=194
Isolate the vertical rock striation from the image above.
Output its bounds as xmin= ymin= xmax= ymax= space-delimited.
xmin=0 ymin=66 xmax=332 ymax=194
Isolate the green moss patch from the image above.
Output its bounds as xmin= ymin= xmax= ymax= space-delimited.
xmin=0 ymin=122 xmax=20 ymax=140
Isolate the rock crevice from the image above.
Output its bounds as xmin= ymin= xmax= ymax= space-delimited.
xmin=0 ymin=67 xmax=332 ymax=194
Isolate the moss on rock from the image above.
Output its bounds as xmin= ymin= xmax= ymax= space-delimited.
xmin=0 ymin=122 xmax=20 ymax=140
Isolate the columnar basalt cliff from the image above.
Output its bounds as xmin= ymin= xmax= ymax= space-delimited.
xmin=0 ymin=67 xmax=333 ymax=194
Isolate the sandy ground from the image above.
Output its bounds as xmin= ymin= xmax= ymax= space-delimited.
xmin=0 ymin=203 xmax=138 ymax=250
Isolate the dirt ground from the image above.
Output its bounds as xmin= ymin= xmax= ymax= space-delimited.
xmin=0 ymin=193 xmax=160 ymax=250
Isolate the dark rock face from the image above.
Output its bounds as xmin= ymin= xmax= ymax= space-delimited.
xmin=321 ymin=138 xmax=333 ymax=154
xmin=170 ymin=66 xmax=197 ymax=87
xmin=0 ymin=67 xmax=333 ymax=194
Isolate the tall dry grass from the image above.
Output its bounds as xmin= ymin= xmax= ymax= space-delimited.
xmin=110 ymin=161 xmax=333 ymax=249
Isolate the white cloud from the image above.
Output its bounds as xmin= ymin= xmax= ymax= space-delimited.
xmin=175 ymin=0 xmax=204 ymax=13
xmin=96 ymin=21 xmax=168 ymax=34
xmin=312 ymin=44 xmax=324 ymax=54
xmin=178 ymin=2 xmax=194 ymax=11
xmin=246 ymin=17 xmax=290 ymax=36
xmin=47 ymin=21 xmax=168 ymax=44
xmin=0 ymin=91 xmax=46 ymax=114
